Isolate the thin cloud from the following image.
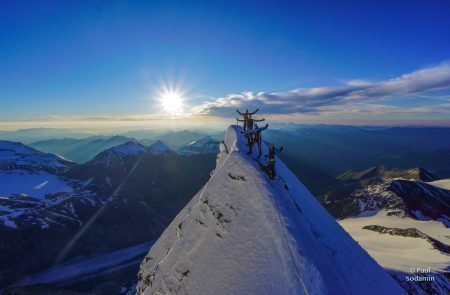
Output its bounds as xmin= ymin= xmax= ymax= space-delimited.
xmin=193 ymin=63 xmax=450 ymax=116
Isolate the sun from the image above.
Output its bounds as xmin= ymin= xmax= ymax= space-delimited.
xmin=160 ymin=90 xmax=183 ymax=114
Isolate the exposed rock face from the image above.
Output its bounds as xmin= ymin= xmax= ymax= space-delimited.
xmin=323 ymin=167 xmax=449 ymax=222
xmin=363 ymin=225 xmax=450 ymax=255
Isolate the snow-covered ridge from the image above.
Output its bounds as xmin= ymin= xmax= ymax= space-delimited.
xmin=0 ymin=140 xmax=75 ymax=174
xmin=137 ymin=125 xmax=403 ymax=294
xmin=97 ymin=140 xmax=172 ymax=158
xmin=88 ymin=140 xmax=174 ymax=168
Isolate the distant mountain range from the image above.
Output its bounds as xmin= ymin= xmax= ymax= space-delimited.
xmin=28 ymin=130 xmax=220 ymax=163
xmin=154 ymin=130 xmax=221 ymax=150
xmin=6 ymin=125 xmax=450 ymax=179
xmin=0 ymin=139 xmax=218 ymax=293
xmin=29 ymin=135 xmax=133 ymax=164
xmin=322 ymin=166 xmax=448 ymax=220
xmin=0 ymin=128 xmax=93 ymax=144
xmin=264 ymin=125 xmax=450 ymax=179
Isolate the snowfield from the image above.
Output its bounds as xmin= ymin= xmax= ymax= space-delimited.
xmin=0 ymin=170 xmax=72 ymax=199
xmin=430 ymin=179 xmax=450 ymax=190
xmin=340 ymin=210 xmax=450 ymax=272
xmin=340 ymin=210 xmax=450 ymax=294
xmin=137 ymin=125 xmax=403 ymax=295
xmin=0 ymin=169 xmax=76 ymax=228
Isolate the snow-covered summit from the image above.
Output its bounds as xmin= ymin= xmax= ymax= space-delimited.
xmin=87 ymin=140 xmax=148 ymax=168
xmin=110 ymin=140 xmax=147 ymax=156
xmin=148 ymin=140 xmax=172 ymax=155
xmin=179 ymin=136 xmax=220 ymax=155
xmin=137 ymin=125 xmax=403 ymax=295
xmin=0 ymin=140 xmax=75 ymax=174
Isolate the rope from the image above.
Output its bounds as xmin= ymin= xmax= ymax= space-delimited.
xmin=221 ymin=140 xmax=229 ymax=154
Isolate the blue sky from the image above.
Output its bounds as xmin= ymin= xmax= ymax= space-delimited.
xmin=1 ymin=0 xmax=450 ymax=128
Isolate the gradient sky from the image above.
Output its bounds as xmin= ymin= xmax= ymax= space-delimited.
xmin=1 ymin=0 xmax=450 ymax=129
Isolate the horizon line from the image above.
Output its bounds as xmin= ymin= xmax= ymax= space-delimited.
xmin=1 ymin=118 xmax=450 ymax=132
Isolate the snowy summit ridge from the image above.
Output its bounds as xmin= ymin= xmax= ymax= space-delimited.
xmin=137 ymin=125 xmax=404 ymax=295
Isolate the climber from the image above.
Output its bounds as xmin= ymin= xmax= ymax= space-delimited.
xmin=236 ymin=108 xmax=263 ymax=131
xmin=242 ymin=123 xmax=268 ymax=157
xmin=236 ymin=115 xmax=265 ymax=131
xmin=236 ymin=108 xmax=259 ymax=117
xmin=266 ymin=143 xmax=283 ymax=180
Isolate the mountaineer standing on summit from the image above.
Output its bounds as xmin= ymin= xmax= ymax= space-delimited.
xmin=236 ymin=108 xmax=263 ymax=131
xmin=236 ymin=108 xmax=259 ymax=117
xmin=242 ymin=123 xmax=268 ymax=158
xmin=237 ymin=115 xmax=265 ymax=132
xmin=266 ymin=143 xmax=283 ymax=179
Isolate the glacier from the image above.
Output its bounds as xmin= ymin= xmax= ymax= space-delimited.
xmin=136 ymin=125 xmax=404 ymax=295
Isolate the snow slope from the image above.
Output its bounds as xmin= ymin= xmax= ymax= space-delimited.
xmin=16 ymin=241 xmax=154 ymax=287
xmin=340 ymin=211 xmax=450 ymax=294
xmin=430 ymin=179 xmax=450 ymax=190
xmin=137 ymin=125 xmax=403 ymax=295
xmin=340 ymin=211 xmax=450 ymax=271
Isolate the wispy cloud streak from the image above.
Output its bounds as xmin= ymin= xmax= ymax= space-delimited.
xmin=192 ymin=63 xmax=450 ymax=117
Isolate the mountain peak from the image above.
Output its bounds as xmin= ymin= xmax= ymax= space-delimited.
xmin=111 ymin=140 xmax=147 ymax=156
xmin=0 ymin=140 xmax=75 ymax=173
xmin=137 ymin=125 xmax=402 ymax=294
xmin=0 ymin=140 xmax=43 ymax=157
xmin=148 ymin=140 xmax=171 ymax=154
xmin=338 ymin=166 xmax=436 ymax=183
